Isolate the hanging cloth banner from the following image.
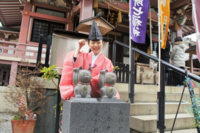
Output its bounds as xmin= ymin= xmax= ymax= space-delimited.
xmin=192 ymin=0 xmax=200 ymax=62
xmin=159 ymin=0 xmax=170 ymax=49
xmin=131 ymin=0 xmax=149 ymax=44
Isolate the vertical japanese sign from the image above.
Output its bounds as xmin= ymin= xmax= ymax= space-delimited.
xmin=160 ymin=0 xmax=170 ymax=49
xmin=131 ymin=0 xmax=149 ymax=44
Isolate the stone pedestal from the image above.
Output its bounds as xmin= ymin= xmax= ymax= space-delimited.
xmin=62 ymin=98 xmax=130 ymax=133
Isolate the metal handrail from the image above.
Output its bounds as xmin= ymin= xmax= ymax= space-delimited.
xmin=112 ymin=40 xmax=200 ymax=133
xmin=112 ymin=40 xmax=200 ymax=82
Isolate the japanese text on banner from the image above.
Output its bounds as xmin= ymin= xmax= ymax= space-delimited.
xmin=131 ymin=0 xmax=149 ymax=44
xmin=160 ymin=0 xmax=170 ymax=49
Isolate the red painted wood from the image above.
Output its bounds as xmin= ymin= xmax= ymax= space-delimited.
xmin=68 ymin=23 xmax=73 ymax=31
xmin=22 ymin=11 xmax=72 ymax=24
xmin=18 ymin=1 xmax=31 ymax=52
xmin=27 ymin=17 xmax=33 ymax=42
xmin=2 ymin=43 xmax=8 ymax=53
xmin=72 ymin=5 xmax=80 ymax=14
xmin=79 ymin=0 xmax=93 ymax=21
xmin=0 ymin=46 xmax=48 ymax=54
xmin=0 ymin=40 xmax=49 ymax=48
xmin=33 ymin=2 xmax=70 ymax=13
xmin=9 ymin=61 xmax=18 ymax=85
xmin=0 ymin=60 xmax=12 ymax=65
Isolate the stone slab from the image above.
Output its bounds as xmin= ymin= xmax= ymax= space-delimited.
xmin=62 ymin=98 xmax=130 ymax=133
xmin=130 ymin=114 xmax=194 ymax=132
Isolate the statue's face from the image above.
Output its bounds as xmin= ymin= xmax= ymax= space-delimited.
xmin=105 ymin=72 xmax=116 ymax=85
xmin=89 ymin=40 xmax=104 ymax=55
xmin=78 ymin=70 xmax=91 ymax=83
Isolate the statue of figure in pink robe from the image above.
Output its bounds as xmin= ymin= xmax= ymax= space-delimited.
xmin=59 ymin=21 xmax=120 ymax=100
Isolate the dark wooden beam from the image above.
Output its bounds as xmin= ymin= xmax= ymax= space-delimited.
xmin=0 ymin=2 xmax=20 ymax=4
xmin=150 ymin=0 xmax=158 ymax=8
xmin=1 ymin=10 xmax=21 ymax=13
xmin=4 ymin=16 xmax=21 ymax=18
xmin=115 ymin=26 xmax=128 ymax=33
xmin=0 ymin=7 xmax=21 ymax=10
xmin=5 ymin=23 xmax=21 ymax=27
xmin=0 ymin=14 xmax=21 ymax=17
xmin=170 ymin=0 xmax=191 ymax=9
xmin=0 ymin=5 xmax=23 ymax=7
xmin=2 ymin=12 xmax=21 ymax=15
xmin=185 ymin=20 xmax=194 ymax=26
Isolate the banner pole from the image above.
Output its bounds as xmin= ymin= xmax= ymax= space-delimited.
xmin=129 ymin=0 xmax=135 ymax=103
xmin=157 ymin=0 xmax=161 ymax=132
xmin=158 ymin=1 xmax=161 ymax=92
xmin=149 ymin=2 xmax=152 ymax=54
xmin=129 ymin=0 xmax=131 ymax=71
xmin=129 ymin=0 xmax=132 ymax=102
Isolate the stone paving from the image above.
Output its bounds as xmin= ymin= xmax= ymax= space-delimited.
xmin=0 ymin=113 xmax=14 ymax=133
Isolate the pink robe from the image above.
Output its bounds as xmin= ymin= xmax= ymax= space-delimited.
xmin=59 ymin=50 xmax=120 ymax=100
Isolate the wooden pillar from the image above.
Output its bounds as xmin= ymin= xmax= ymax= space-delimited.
xmin=18 ymin=1 xmax=32 ymax=54
xmin=190 ymin=54 xmax=193 ymax=73
xmin=79 ymin=0 xmax=93 ymax=21
xmin=3 ymin=43 xmax=8 ymax=53
xmin=9 ymin=61 xmax=18 ymax=85
xmin=68 ymin=23 xmax=74 ymax=31
xmin=176 ymin=25 xmax=182 ymax=37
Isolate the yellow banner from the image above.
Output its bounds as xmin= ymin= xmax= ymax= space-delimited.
xmin=159 ymin=0 xmax=170 ymax=49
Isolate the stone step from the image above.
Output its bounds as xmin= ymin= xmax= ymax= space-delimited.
xmin=130 ymin=114 xmax=194 ymax=133
xmin=131 ymin=128 xmax=197 ymax=133
xmin=165 ymin=129 xmax=197 ymax=133
xmin=116 ymin=83 xmax=200 ymax=94
xmin=119 ymin=92 xmax=195 ymax=103
xmin=130 ymin=102 xmax=191 ymax=116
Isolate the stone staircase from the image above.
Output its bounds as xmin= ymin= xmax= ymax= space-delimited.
xmin=115 ymin=83 xmax=200 ymax=133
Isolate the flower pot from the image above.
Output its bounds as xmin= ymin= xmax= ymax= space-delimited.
xmin=11 ymin=119 xmax=36 ymax=133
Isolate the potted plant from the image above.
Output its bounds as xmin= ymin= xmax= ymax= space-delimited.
xmin=40 ymin=65 xmax=63 ymax=132
xmin=5 ymin=62 xmax=48 ymax=133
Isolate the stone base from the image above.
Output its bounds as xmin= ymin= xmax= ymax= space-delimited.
xmin=62 ymin=98 xmax=130 ymax=133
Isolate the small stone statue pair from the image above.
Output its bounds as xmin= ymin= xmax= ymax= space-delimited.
xmin=73 ymin=67 xmax=117 ymax=99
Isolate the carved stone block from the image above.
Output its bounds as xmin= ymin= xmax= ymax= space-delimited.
xmin=62 ymin=98 xmax=130 ymax=133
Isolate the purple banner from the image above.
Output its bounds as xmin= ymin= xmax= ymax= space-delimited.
xmin=131 ymin=0 xmax=149 ymax=44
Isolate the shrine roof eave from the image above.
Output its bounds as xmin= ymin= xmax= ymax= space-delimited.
xmin=0 ymin=27 xmax=20 ymax=34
